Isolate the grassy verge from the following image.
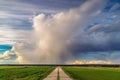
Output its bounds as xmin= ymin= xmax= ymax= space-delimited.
xmin=62 ymin=67 xmax=120 ymax=80
xmin=0 ymin=66 xmax=55 ymax=80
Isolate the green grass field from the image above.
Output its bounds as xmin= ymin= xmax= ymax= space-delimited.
xmin=62 ymin=67 xmax=120 ymax=80
xmin=0 ymin=66 xmax=55 ymax=80
xmin=1 ymin=66 xmax=120 ymax=80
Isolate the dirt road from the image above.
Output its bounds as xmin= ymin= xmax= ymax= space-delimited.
xmin=43 ymin=67 xmax=72 ymax=80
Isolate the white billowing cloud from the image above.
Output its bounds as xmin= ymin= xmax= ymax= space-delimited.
xmin=12 ymin=42 xmax=37 ymax=63
xmin=0 ymin=48 xmax=17 ymax=60
xmin=13 ymin=0 xmax=107 ymax=64
xmin=67 ymin=60 xmax=112 ymax=64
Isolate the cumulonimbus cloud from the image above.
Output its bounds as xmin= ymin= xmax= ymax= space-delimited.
xmin=12 ymin=0 xmax=111 ymax=64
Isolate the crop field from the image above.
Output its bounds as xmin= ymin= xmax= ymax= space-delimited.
xmin=62 ymin=67 xmax=120 ymax=80
xmin=0 ymin=66 xmax=55 ymax=80
xmin=1 ymin=66 xmax=120 ymax=80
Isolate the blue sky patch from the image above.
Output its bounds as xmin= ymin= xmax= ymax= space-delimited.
xmin=0 ymin=45 xmax=12 ymax=54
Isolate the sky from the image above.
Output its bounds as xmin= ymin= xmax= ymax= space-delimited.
xmin=0 ymin=0 xmax=120 ymax=64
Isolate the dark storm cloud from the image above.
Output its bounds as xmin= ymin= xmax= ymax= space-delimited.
xmin=103 ymin=0 xmax=120 ymax=11
xmin=69 ymin=41 xmax=120 ymax=53
xmin=69 ymin=20 xmax=120 ymax=53
xmin=69 ymin=30 xmax=120 ymax=53
xmin=67 ymin=0 xmax=120 ymax=53
xmin=74 ymin=51 xmax=120 ymax=63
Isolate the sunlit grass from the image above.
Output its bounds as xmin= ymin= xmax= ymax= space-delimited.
xmin=0 ymin=66 xmax=55 ymax=80
xmin=62 ymin=67 xmax=120 ymax=80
